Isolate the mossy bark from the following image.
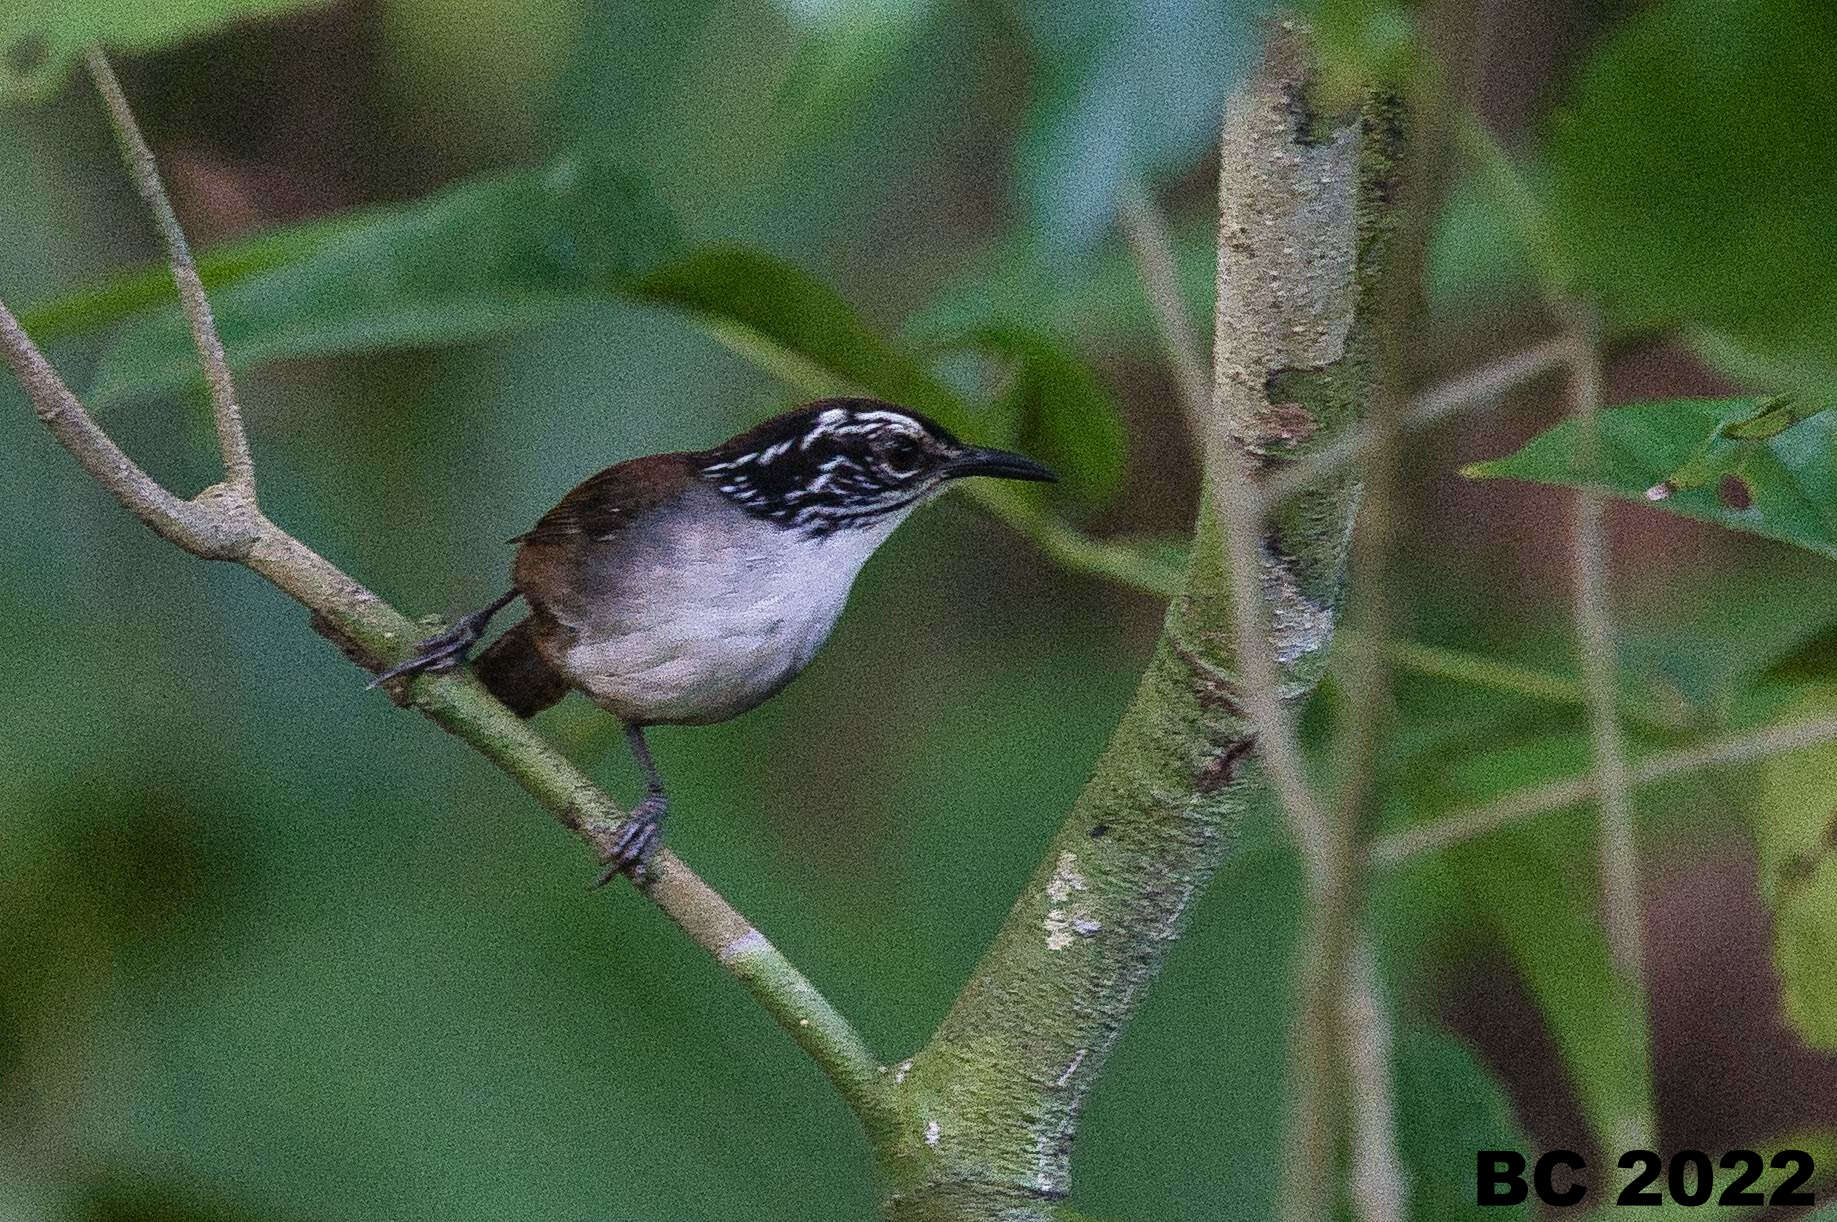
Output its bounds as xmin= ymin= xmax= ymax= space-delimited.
xmin=879 ymin=25 xmax=1404 ymax=1219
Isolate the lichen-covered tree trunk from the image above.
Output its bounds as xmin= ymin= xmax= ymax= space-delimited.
xmin=877 ymin=26 xmax=1404 ymax=1220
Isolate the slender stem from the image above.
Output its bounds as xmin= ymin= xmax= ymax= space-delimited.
xmin=1112 ymin=160 xmax=1595 ymax=832
xmin=1368 ymin=713 xmax=1837 ymax=867
xmin=1208 ymin=331 xmax=1329 ymax=865
xmin=1315 ymin=53 xmax=1438 ymax=1218
xmin=1344 ymin=933 xmax=1406 ymax=1222
xmin=6 ymin=316 xmax=898 ymax=1137
xmin=977 ymin=490 xmax=1185 ymax=597
xmin=1198 ymin=30 xmax=1407 ymax=1222
xmin=1377 ymin=636 xmax=1585 ymax=706
xmin=0 ymin=300 xmax=244 ymax=557
xmin=1453 ymin=112 xmax=1572 ymax=302
xmin=85 ymin=49 xmax=257 ymax=500
xmin=1126 ymin=125 xmax=1330 ymax=863
xmin=1122 ymin=149 xmax=1346 ymax=880
xmin=1563 ymin=309 xmax=1652 ymax=1152
xmin=1255 ymin=336 xmax=1570 ymax=513
xmin=1212 ymin=379 xmax=1341 ymax=1222
xmin=665 ymin=873 xmax=894 ymax=1134
xmin=1119 ymin=180 xmax=1212 ymax=437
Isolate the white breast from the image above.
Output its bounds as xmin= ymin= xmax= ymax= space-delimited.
xmin=557 ymin=497 xmax=911 ymax=726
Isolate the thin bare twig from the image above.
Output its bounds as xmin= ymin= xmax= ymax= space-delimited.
xmin=0 ymin=300 xmax=242 ymax=556
xmin=1370 ymin=636 xmax=1581 ymax=710
xmin=1368 ymin=714 xmax=1837 ymax=867
xmin=1133 ymin=141 xmax=1330 ymax=865
xmin=1211 ymin=429 xmax=1332 ymax=853
xmin=1119 ymin=181 xmax=1212 ymax=436
xmin=2 ymin=282 xmax=899 ymax=1142
xmin=1100 ymin=205 xmax=1624 ymax=745
xmin=1563 ymin=308 xmax=1651 ymax=1151
xmin=1254 ymin=335 xmax=1569 ymax=513
xmin=1207 ymin=209 xmax=1347 ymax=1222
xmin=1318 ymin=48 xmax=1441 ymax=1217
xmin=85 ymin=49 xmax=256 ymax=499
xmin=1208 ymin=423 xmax=1346 ymax=1222
xmin=1345 ymin=934 xmax=1406 ymax=1222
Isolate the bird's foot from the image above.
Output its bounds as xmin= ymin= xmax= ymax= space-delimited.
xmin=595 ymin=791 xmax=667 ymax=888
xmin=368 ymin=605 xmax=502 ymax=688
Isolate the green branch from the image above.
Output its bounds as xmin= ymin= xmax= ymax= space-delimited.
xmin=0 ymin=50 xmax=898 ymax=1151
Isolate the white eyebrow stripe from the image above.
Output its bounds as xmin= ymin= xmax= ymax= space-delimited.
xmin=851 ymin=410 xmax=918 ymax=429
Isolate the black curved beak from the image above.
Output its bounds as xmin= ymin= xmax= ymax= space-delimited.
xmin=945 ymin=447 xmax=1058 ymax=483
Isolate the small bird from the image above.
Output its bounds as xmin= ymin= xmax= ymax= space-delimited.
xmin=374 ymin=397 xmax=1056 ymax=880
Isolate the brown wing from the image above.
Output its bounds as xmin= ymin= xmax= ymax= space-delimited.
xmin=510 ymin=451 xmax=698 ymax=618
xmin=510 ymin=453 xmax=694 ymax=546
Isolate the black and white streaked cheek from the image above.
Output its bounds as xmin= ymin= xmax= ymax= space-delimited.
xmin=698 ymin=408 xmax=944 ymax=536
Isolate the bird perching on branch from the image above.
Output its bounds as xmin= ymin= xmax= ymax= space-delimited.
xmin=374 ymin=398 xmax=1056 ymax=879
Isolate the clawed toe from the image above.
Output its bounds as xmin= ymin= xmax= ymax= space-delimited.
xmin=368 ymin=624 xmax=476 ymax=687
xmin=368 ymin=591 xmax=519 ymax=689
xmin=595 ymin=795 xmax=667 ymax=888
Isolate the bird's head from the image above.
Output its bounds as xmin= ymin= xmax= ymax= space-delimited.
xmin=694 ymin=398 xmax=1056 ymax=537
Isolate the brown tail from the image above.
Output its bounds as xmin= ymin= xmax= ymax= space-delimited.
xmin=473 ymin=616 xmax=569 ymax=718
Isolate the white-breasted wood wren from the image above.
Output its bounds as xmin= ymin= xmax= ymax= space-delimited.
xmin=374 ymin=397 xmax=1057 ymax=879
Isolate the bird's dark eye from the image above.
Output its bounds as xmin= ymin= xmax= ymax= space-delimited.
xmin=879 ymin=434 xmax=924 ymax=476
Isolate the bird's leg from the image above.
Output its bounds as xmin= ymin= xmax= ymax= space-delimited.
xmin=596 ymin=724 xmax=668 ymax=886
xmin=369 ymin=589 xmax=520 ymax=687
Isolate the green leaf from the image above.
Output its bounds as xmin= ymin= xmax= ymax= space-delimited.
xmin=1393 ymin=1027 xmax=1530 ymax=1221
xmin=1617 ymin=556 xmax=1837 ymax=710
xmin=919 ymin=327 xmax=1126 ymax=507
xmin=1549 ymin=0 xmax=1837 ymax=389
xmin=20 ymin=214 xmax=350 ymax=346
xmin=81 ymin=147 xmax=683 ymax=404
xmin=1306 ymin=0 xmax=1421 ymax=102
xmin=768 ymin=0 xmax=936 ymax=117
xmin=628 ymin=244 xmax=968 ymax=432
xmin=1692 ymin=328 xmax=1837 ymax=410
xmin=1 ymin=0 xmax=332 ymax=101
xmin=1750 ymin=684 xmax=1837 ymax=1050
xmin=1463 ymin=398 xmax=1837 ymax=562
xmin=37 ymin=153 xmax=1145 ymax=579
xmin=1399 ymin=730 xmax=1658 ymax=1152
xmin=1014 ymin=0 xmax=1260 ymax=249
xmin=1453 ymin=115 xmax=1571 ymax=299
xmin=1453 ymin=814 xmax=1655 ymax=1152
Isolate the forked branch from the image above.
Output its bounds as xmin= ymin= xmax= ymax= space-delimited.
xmin=3 ymin=49 xmax=898 ymax=1148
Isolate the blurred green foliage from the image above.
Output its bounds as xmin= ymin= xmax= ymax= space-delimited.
xmin=0 ymin=1 xmax=334 ymax=100
xmin=1011 ymin=0 xmax=1260 ymax=248
xmin=79 ymin=150 xmax=684 ymax=403
xmin=7 ymin=0 xmax=1837 ymax=1219
xmin=1549 ymin=0 xmax=1837 ymax=399
xmin=1754 ymin=685 xmax=1837 ymax=1051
